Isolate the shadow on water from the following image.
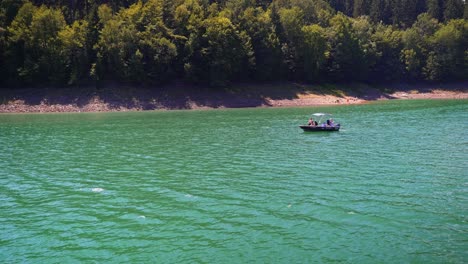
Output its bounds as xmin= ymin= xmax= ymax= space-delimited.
xmin=301 ymin=131 xmax=339 ymax=135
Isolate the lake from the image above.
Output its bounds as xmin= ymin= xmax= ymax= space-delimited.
xmin=1 ymin=100 xmax=467 ymax=263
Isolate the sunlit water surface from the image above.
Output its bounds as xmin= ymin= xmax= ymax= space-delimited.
xmin=1 ymin=100 xmax=467 ymax=263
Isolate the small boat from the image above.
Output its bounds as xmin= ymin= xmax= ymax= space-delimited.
xmin=299 ymin=124 xmax=340 ymax=132
xmin=299 ymin=113 xmax=340 ymax=132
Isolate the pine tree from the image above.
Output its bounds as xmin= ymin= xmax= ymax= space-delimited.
xmin=415 ymin=0 xmax=427 ymax=16
xmin=328 ymin=0 xmax=346 ymax=13
xmin=391 ymin=0 xmax=425 ymax=28
xmin=370 ymin=0 xmax=380 ymax=22
xmin=464 ymin=1 xmax=468 ymax=19
xmin=427 ymin=0 xmax=442 ymax=21
xmin=443 ymin=0 xmax=463 ymax=21
xmin=353 ymin=0 xmax=368 ymax=17
xmin=345 ymin=0 xmax=354 ymax=17
xmin=370 ymin=0 xmax=392 ymax=23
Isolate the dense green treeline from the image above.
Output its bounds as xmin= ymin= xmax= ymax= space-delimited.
xmin=0 ymin=0 xmax=466 ymax=87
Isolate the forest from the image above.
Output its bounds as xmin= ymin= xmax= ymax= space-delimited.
xmin=0 ymin=0 xmax=466 ymax=87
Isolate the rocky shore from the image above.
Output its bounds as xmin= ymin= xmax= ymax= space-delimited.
xmin=1 ymin=82 xmax=467 ymax=113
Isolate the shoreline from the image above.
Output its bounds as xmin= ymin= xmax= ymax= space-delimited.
xmin=1 ymin=82 xmax=467 ymax=113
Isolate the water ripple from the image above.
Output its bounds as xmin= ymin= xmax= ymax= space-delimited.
xmin=0 ymin=100 xmax=467 ymax=263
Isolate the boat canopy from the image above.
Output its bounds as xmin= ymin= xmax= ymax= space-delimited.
xmin=311 ymin=113 xmax=331 ymax=117
xmin=311 ymin=113 xmax=332 ymax=124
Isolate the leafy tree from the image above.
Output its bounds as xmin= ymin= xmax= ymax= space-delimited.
xmin=327 ymin=13 xmax=368 ymax=81
xmin=423 ymin=19 xmax=467 ymax=80
xmin=222 ymin=0 xmax=255 ymax=24
xmin=174 ymin=0 xmax=205 ymax=79
xmin=371 ymin=23 xmax=404 ymax=81
xmin=278 ymin=7 xmax=304 ymax=44
xmin=174 ymin=0 xmax=205 ymax=36
xmin=5 ymin=2 xmax=35 ymax=83
xmin=58 ymin=19 xmax=89 ymax=84
xmin=301 ymin=24 xmax=328 ymax=82
xmin=185 ymin=15 xmax=253 ymax=86
xmin=8 ymin=3 xmax=69 ymax=83
xmin=239 ymin=7 xmax=282 ymax=80
xmin=29 ymin=5 xmax=69 ymax=83
xmin=401 ymin=13 xmax=440 ymax=79
xmin=94 ymin=1 xmax=178 ymax=83
xmin=94 ymin=4 xmax=139 ymax=81
xmin=400 ymin=48 xmax=421 ymax=79
xmin=353 ymin=15 xmax=378 ymax=72
xmin=278 ymin=7 xmax=304 ymax=77
xmin=138 ymin=0 xmax=180 ymax=83
xmin=290 ymin=0 xmax=334 ymax=24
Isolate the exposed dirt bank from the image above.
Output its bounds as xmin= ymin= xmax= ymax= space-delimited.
xmin=0 ymin=82 xmax=467 ymax=113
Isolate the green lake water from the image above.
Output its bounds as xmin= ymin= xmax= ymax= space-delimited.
xmin=1 ymin=100 xmax=467 ymax=263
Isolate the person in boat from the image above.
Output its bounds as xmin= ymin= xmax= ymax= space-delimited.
xmin=326 ymin=119 xmax=334 ymax=127
xmin=308 ymin=118 xmax=317 ymax=126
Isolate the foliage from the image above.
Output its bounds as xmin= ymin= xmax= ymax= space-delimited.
xmin=301 ymin=24 xmax=328 ymax=82
xmin=327 ymin=13 xmax=368 ymax=81
xmin=427 ymin=0 xmax=442 ymax=21
xmin=443 ymin=0 xmax=464 ymax=21
xmin=7 ymin=3 xmax=68 ymax=83
xmin=401 ymin=13 xmax=440 ymax=79
xmin=58 ymin=20 xmax=89 ymax=84
xmin=371 ymin=23 xmax=405 ymax=81
xmin=239 ymin=7 xmax=282 ymax=80
xmin=185 ymin=15 xmax=253 ymax=86
xmin=1 ymin=0 xmax=467 ymax=87
xmin=424 ymin=19 xmax=467 ymax=80
xmin=94 ymin=1 xmax=178 ymax=83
